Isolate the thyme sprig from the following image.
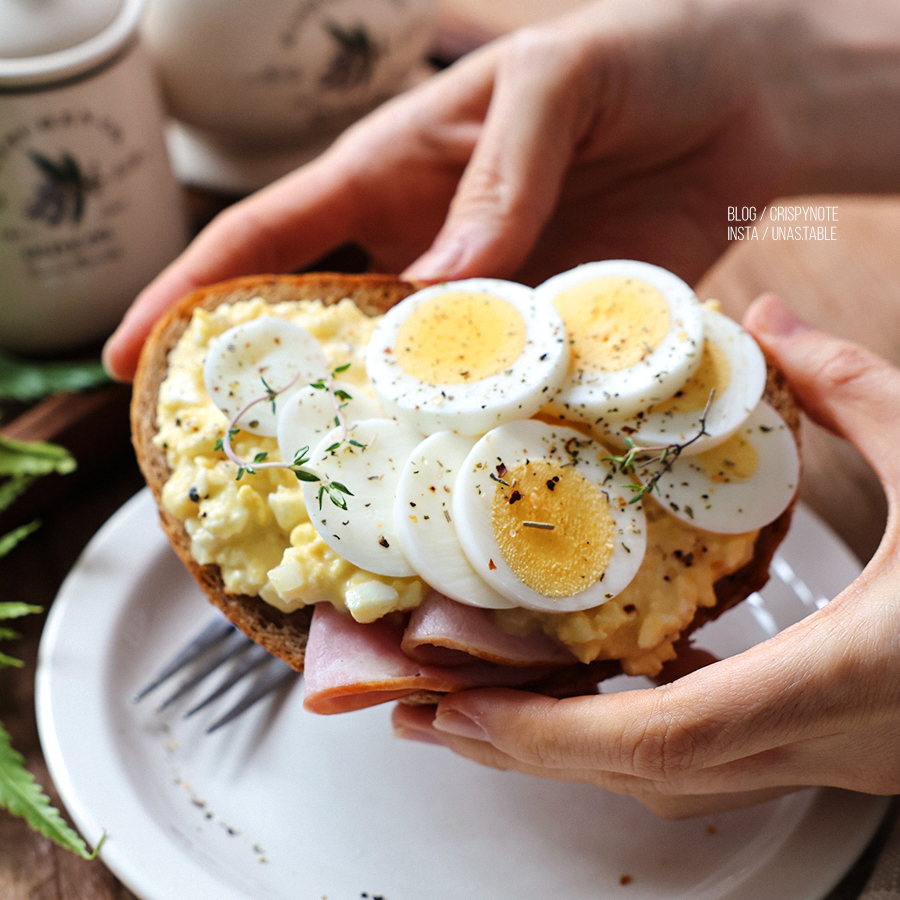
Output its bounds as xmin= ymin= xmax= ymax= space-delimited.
xmin=214 ymin=364 xmax=359 ymax=510
xmin=605 ymin=390 xmax=716 ymax=504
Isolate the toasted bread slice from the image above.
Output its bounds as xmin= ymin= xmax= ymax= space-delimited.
xmin=132 ymin=273 xmax=799 ymax=695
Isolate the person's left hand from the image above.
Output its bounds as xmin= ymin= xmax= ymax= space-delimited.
xmin=393 ymin=293 xmax=900 ymax=818
xmin=103 ymin=0 xmax=799 ymax=381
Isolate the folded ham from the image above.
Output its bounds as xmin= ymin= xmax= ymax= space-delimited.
xmin=302 ymin=592 xmax=578 ymax=714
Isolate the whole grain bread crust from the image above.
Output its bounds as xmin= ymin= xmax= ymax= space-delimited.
xmin=131 ymin=273 xmax=799 ymax=696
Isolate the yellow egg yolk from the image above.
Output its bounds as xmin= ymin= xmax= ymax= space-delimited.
xmin=395 ymin=291 xmax=527 ymax=385
xmin=693 ymin=432 xmax=758 ymax=483
xmin=491 ymin=459 xmax=616 ymax=598
xmin=552 ymin=276 xmax=671 ymax=373
xmin=648 ymin=338 xmax=731 ymax=415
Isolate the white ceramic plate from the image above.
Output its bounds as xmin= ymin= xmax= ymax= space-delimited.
xmin=36 ymin=489 xmax=888 ymax=900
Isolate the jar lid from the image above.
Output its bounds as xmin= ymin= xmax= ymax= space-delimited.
xmin=0 ymin=0 xmax=145 ymax=88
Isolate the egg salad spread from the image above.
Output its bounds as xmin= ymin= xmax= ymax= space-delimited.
xmin=154 ymin=294 xmax=759 ymax=677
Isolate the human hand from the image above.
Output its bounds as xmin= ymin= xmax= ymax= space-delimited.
xmin=104 ymin=0 xmax=801 ymax=380
xmin=392 ymin=293 xmax=900 ymax=818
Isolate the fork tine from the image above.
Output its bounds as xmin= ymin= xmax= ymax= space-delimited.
xmin=184 ymin=643 xmax=273 ymax=718
xmin=157 ymin=631 xmax=253 ymax=711
xmin=205 ymin=660 xmax=299 ymax=734
xmin=138 ymin=616 xmax=301 ymax=731
xmin=135 ymin=618 xmax=236 ymax=702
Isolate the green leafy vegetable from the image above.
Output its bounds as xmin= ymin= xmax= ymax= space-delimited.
xmin=0 ymin=722 xmax=100 ymax=858
xmin=0 ymin=435 xmax=77 ymax=478
xmin=0 ymin=602 xmax=42 ymax=668
xmin=0 ymin=521 xmax=40 ymax=558
xmin=0 ymin=349 xmax=110 ymax=402
xmin=0 ymin=433 xmax=97 ymax=856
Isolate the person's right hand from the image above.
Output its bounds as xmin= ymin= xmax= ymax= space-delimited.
xmin=104 ymin=0 xmax=900 ymax=380
xmin=393 ymin=293 xmax=900 ymax=818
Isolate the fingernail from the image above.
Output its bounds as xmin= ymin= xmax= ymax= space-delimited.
xmin=393 ymin=722 xmax=446 ymax=746
xmin=403 ymin=237 xmax=465 ymax=282
xmin=753 ymin=295 xmax=812 ymax=339
xmin=433 ymin=710 xmax=489 ymax=742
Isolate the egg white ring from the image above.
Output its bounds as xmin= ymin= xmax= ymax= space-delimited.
xmin=302 ymin=417 xmax=424 ymax=577
xmin=648 ymin=401 xmax=800 ymax=534
xmin=452 ymin=419 xmax=647 ymax=613
xmin=535 ymin=260 xmax=705 ymax=421
xmin=365 ymin=278 xmax=570 ymax=436
xmin=597 ymin=306 xmax=769 ymax=454
xmin=203 ymin=316 xmax=329 ymax=437
xmin=276 ymin=380 xmax=383 ymax=466
xmin=394 ymin=431 xmax=517 ymax=610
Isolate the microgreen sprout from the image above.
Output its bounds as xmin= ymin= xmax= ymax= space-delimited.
xmin=604 ymin=390 xmax=716 ymax=504
xmin=214 ymin=365 xmax=362 ymax=509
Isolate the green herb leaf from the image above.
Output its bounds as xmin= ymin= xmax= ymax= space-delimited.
xmin=0 ymin=350 xmax=109 ymax=402
xmin=0 ymin=651 xmax=23 ymax=668
xmin=0 ymin=721 xmax=99 ymax=858
xmin=0 ymin=436 xmax=76 ymax=480
xmin=0 ymin=475 xmax=37 ymax=514
xmin=0 ymin=521 xmax=41 ymax=557
xmin=0 ymin=602 xmax=42 ymax=620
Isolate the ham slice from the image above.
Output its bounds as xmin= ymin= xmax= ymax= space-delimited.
xmin=401 ymin=591 xmax=577 ymax=667
xmin=302 ymin=599 xmax=568 ymax=715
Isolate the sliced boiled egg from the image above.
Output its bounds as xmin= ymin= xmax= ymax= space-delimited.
xmin=394 ymin=431 xmax=516 ymax=610
xmin=646 ymin=401 xmax=800 ymax=533
xmin=365 ymin=278 xmax=569 ymax=436
xmin=302 ymin=417 xmax=424 ymax=577
xmin=597 ymin=305 xmax=768 ymax=454
xmin=203 ymin=316 xmax=328 ymax=436
xmin=451 ymin=419 xmax=647 ymax=612
xmin=276 ymin=380 xmax=383 ymax=466
xmin=535 ymin=260 xmax=705 ymax=422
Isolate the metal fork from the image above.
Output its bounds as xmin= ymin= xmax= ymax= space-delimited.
xmin=135 ymin=618 xmax=300 ymax=733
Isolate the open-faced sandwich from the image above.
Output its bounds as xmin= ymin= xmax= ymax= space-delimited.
xmin=131 ymin=261 xmax=801 ymax=713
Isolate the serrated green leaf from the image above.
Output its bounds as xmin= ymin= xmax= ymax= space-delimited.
xmin=0 ymin=350 xmax=109 ymax=402
xmin=0 ymin=722 xmax=97 ymax=858
xmin=0 ymin=436 xmax=76 ymax=479
xmin=0 ymin=627 xmax=21 ymax=641
xmin=0 ymin=521 xmax=41 ymax=557
xmin=0 ymin=651 xmax=23 ymax=668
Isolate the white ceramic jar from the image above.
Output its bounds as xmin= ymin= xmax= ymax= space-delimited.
xmin=142 ymin=0 xmax=437 ymax=192
xmin=0 ymin=0 xmax=188 ymax=354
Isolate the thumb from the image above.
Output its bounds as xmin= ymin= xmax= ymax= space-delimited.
xmin=744 ymin=293 xmax=900 ymax=491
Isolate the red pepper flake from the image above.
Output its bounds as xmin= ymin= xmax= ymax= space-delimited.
xmin=619 ymin=874 xmax=633 ymax=886
xmin=508 ymin=490 xmax=522 ymax=504
xmin=488 ymin=559 xmax=497 ymax=570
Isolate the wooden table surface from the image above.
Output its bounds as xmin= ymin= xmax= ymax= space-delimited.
xmin=3 ymin=3 xmax=900 ymax=897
